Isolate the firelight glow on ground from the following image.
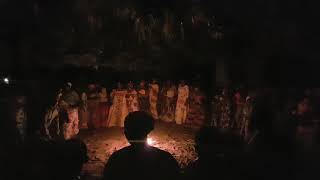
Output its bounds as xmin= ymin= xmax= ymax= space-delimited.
xmin=79 ymin=122 xmax=198 ymax=178
xmin=147 ymin=137 xmax=155 ymax=145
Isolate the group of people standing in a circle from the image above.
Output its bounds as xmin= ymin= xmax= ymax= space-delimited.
xmin=45 ymin=79 xmax=206 ymax=140
xmin=79 ymin=79 xmax=201 ymax=129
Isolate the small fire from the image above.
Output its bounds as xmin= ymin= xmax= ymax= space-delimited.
xmin=3 ymin=78 xmax=9 ymax=84
xmin=147 ymin=137 xmax=155 ymax=146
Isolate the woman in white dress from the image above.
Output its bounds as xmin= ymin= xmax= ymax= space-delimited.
xmin=149 ymin=79 xmax=159 ymax=119
xmin=107 ymin=82 xmax=129 ymax=127
xmin=175 ymin=80 xmax=189 ymax=125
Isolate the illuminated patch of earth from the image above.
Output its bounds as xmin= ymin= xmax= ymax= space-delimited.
xmin=79 ymin=122 xmax=198 ymax=178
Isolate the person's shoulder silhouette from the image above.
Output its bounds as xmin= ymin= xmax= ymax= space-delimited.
xmin=103 ymin=111 xmax=180 ymax=180
xmin=184 ymin=127 xmax=248 ymax=180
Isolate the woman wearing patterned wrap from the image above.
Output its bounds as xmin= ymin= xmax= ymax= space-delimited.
xmin=126 ymin=82 xmax=139 ymax=113
xmin=187 ymin=87 xmax=206 ymax=127
xmin=240 ymin=96 xmax=253 ymax=140
xmin=175 ymin=80 xmax=189 ymax=125
xmin=219 ymin=88 xmax=232 ymax=128
xmin=149 ymin=79 xmax=160 ymax=119
xmin=87 ymin=84 xmax=99 ymax=130
xmin=97 ymin=87 xmax=109 ymax=128
xmin=160 ymin=81 xmax=177 ymax=122
xmin=137 ymin=80 xmax=150 ymax=113
xmin=79 ymin=92 xmax=88 ymax=129
xmin=60 ymin=83 xmax=80 ymax=140
xmin=108 ymin=82 xmax=129 ymax=127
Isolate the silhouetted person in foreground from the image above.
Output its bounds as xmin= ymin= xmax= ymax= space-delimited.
xmin=184 ymin=127 xmax=250 ymax=180
xmin=103 ymin=111 xmax=180 ymax=180
xmin=0 ymin=95 xmax=24 ymax=180
xmin=49 ymin=139 xmax=88 ymax=180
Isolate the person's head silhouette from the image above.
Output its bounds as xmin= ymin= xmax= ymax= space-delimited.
xmin=104 ymin=111 xmax=180 ymax=180
xmin=124 ymin=111 xmax=154 ymax=145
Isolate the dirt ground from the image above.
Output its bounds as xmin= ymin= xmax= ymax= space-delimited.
xmin=79 ymin=121 xmax=198 ymax=179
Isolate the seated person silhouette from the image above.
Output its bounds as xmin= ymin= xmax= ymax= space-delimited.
xmin=103 ymin=111 xmax=180 ymax=180
xmin=184 ymin=127 xmax=247 ymax=180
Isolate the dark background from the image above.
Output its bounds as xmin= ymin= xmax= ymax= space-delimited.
xmin=0 ymin=0 xmax=319 ymax=87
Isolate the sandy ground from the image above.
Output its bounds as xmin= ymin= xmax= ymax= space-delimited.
xmin=79 ymin=121 xmax=198 ymax=179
